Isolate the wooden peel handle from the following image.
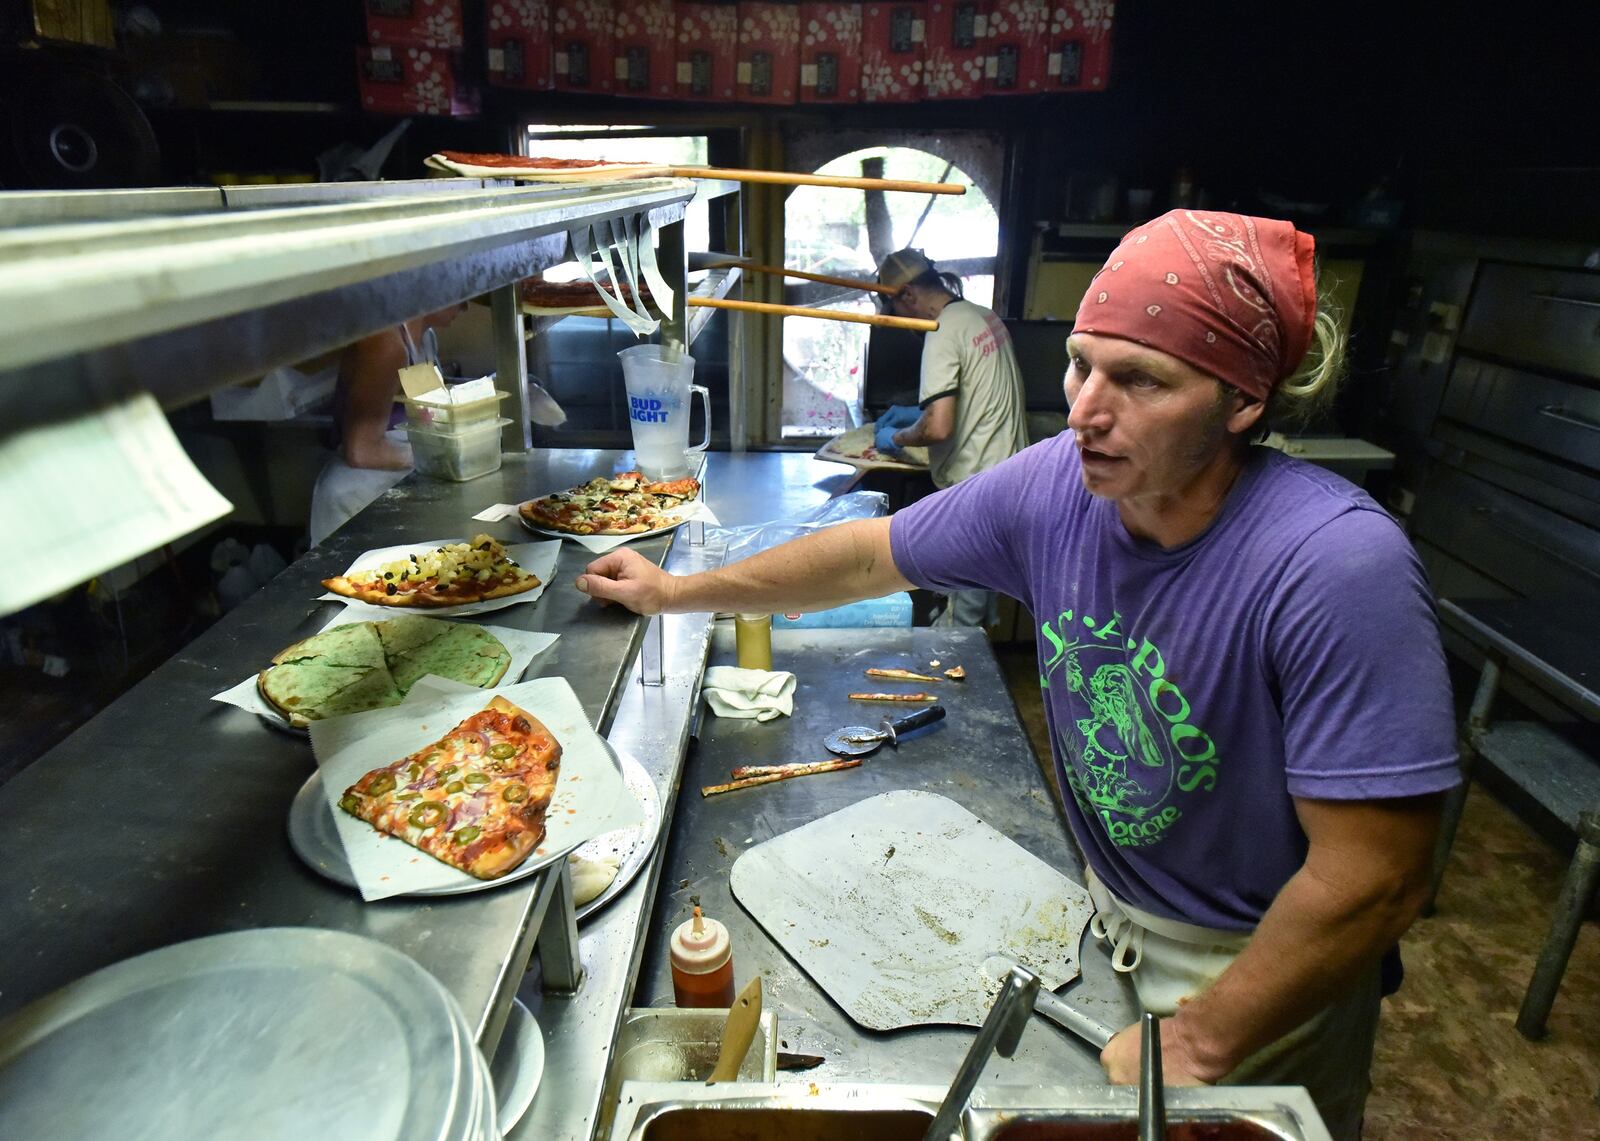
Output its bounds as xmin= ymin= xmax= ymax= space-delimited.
xmin=687 ymin=296 xmax=934 ymax=332
xmin=670 ymin=166 xmax=966 ymax=195
xmin=706 ymin=259 xmax=899 ymax=296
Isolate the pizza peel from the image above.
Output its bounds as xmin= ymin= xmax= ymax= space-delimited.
xmin=425 ymin=152 xmax=966 ymax=195
xmin=729 ymin=791 xmax=1104 ymax=1042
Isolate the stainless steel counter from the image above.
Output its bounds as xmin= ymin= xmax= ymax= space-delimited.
xmin=0 ymin=451 xmax=667 ymax=1038
xmin=508 ymin=450 xmax=848 ymax=1141
xmin=635 ymin=625 xmax=1138 ymax=1090
xmin=0 ymin=447 xmax=1133 ymax=1138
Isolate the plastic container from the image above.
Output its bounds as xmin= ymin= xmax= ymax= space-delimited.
xmin=405 ymin=417 xmax=509 ymax=482
xmin=734 ymin=614 xmax=773 ymax=670
xmin=774 ymin=593 xmax=913 ymax=629
xmin=401 ymin=390 xmax=509 ymax=429
xmin=670 ymin=906 xmax=736 ymax=1009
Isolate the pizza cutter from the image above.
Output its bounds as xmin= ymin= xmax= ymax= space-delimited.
xmin=824 ymin=704 xmax=945 ymax=758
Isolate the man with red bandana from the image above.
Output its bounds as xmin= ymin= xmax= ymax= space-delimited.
xmin=575 ymin=211 xmax=1458 ymax=1139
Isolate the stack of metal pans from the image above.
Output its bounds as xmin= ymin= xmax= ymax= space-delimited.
xmin=0 ymin=927 xmax=501 ymax=1141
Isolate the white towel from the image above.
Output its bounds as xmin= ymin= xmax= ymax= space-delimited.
xmin=702 ymin=666 xmax=797 ymax=722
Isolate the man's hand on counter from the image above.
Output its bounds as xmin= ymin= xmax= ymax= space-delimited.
xmin=577 ymin=549 xmax=677 ymax=615
xmin=1099 ymin=1019 xmax=1214 ymax=1087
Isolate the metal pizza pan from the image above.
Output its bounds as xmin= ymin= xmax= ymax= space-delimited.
xmin=0 ymin=928 xmax=469 ymax=1141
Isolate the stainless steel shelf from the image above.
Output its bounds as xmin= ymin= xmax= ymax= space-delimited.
xmin=686 ymin=265 xmax=742 ymax=348
xmin=0 ymin=177 xmax=699 ymax=416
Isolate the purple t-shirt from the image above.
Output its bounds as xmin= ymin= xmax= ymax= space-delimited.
xmin=890 ymin=435 xmax=1460 ymax=931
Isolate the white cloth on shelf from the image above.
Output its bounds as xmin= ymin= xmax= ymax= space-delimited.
xmin=701 ymin=666 xmax=797 ymax=722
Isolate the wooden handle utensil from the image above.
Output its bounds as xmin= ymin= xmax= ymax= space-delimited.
xmin=707 ymin=976 xmax=764 ymax=1084
xmin=688 ymin=296 xmax=934 ymax=332
xmin=668 ymin=166 xmax=965 ymax=195
xmin=704 ymin=259 xmax=899 ymax=296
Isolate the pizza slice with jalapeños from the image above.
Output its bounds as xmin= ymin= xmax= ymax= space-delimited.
xmin=322 ymin=535 xmax=540 ymax=607
xmin=520 ymin=470 xmax=700 ymax=536
xmin=338 ymin=696 xmax=562 ymax=879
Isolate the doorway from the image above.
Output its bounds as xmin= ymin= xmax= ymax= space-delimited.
xmin=779 ymin=140 xmax=1001 ymax=439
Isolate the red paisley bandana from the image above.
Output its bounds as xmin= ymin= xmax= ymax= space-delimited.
xmin=1071 ymin=210 xmax=1317 ymax=401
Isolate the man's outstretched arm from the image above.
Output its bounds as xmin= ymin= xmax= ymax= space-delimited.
xmin=576 ymin=516 xmax=912 ymax=616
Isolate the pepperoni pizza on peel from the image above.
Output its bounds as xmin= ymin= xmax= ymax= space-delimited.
xmin=425 ymin=150 xmax=672 ymax=181
xmin=338 ymin=696 xmax=561 ymax=879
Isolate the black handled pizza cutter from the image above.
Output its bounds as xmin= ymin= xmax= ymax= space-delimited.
xmin=824 ymin=704 xmax=946 ymax=758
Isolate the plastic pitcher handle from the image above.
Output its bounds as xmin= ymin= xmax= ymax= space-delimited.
xmin=688 ymin=384 xmax=711 ymax=455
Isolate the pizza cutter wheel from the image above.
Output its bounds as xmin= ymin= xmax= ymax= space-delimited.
xmin=824 ymin=704 xmax=945 ymax=758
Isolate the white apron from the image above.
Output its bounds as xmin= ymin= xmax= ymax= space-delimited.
xmin=1086 ymin=871 xmax=1381 ymax=1141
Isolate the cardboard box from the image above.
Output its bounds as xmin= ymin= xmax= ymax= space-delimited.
xmin=673 ymin=2 xmax=739 ymax=101
xmin=357 ymin=42 xmax=479 ymax=116
xmin=553 ymin=0 xmax=614 ymax=92
xmin=798 ymin=3 xmax=861 ymax=104
xmin=486 ymin=0 xmax=555 ymax=90
xmin=23 ymin=0 xmax=116 ymax=49
xmin=860 ymin=2 xmax=925 ymax=103
xmin=364 ymin=0 xmax=464 ymax=49
xmin=923 ymin=0 xmax=986 ymax=99
xmin=984 ymin=0 xmax=1049 ymax=95
xmin=736 ymin=2 xmax=800 ymax=105
xmin=613 ymin=0 xmax=677 ymax=97
xmin=1046 ymin=0 xmax=1113 ymax=92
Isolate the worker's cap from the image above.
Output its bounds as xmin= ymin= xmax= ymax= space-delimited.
xmin=876 ymin=248 xmax=936 ymax=289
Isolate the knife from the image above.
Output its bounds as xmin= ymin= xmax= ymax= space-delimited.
xmin=776 ymin=1050 xmax=825 ymax=1071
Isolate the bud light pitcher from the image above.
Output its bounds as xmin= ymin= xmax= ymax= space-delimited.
xmin=619 ymin=344 xmax=710 ymax=480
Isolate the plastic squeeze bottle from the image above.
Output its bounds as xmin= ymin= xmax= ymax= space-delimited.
xmin=670 ymin=905 xmax=736 ymax=1008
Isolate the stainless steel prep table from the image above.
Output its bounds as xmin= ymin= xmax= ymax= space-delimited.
xmin=0 ymin=451 xmax=658 ymax=1032
xmin=637 ymin=625 xmax=1138 ymax=1087
xmin=0 ymin=447 xmax=850 ymax=1141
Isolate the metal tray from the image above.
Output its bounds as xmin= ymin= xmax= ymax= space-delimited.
xmin=0 ymin=928 xmax=478 ymax=1141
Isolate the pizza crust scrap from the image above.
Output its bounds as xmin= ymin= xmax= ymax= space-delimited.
xmin=865 ymin=667 xmax=941 ymax=683
xmin=323 ymin=534 xmax=540 ymax=608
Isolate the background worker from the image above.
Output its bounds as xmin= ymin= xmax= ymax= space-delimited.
xmin=873 ymin=248 xmax=1027 ymax=627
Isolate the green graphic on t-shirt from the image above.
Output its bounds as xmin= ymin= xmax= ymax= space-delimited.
xmin=1038 ymin=607 xmax=1221 ymax=848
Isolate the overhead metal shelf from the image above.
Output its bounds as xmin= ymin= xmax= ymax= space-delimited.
xmin=686 ymin=266 xmax=742 ymax=347
xmin=0 ymin=177 xmax=699 ymax=422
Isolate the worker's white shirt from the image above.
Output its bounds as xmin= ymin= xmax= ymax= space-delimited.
xmin=917 ymin=300 xmax=1028 ymax=489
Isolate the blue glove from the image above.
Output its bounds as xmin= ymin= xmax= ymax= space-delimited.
xmin=880 ymin=404 xmax=922 ymax=429
xmin=874 ymin=421 xmax=902 ymax=453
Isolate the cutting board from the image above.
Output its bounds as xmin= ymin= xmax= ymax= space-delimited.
xmin=730 ymin=790 xmax=1094 ymax=1031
